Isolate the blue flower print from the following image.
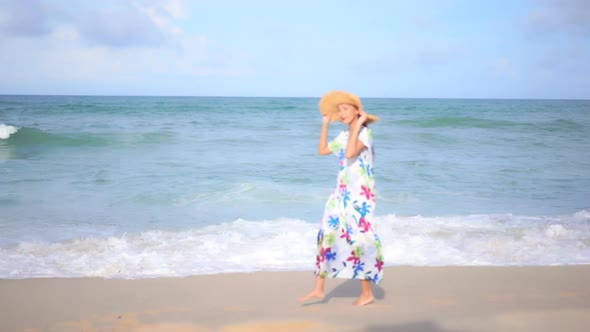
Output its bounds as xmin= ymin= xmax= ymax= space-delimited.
xmin=355 ymin=202 xmax=372 ymax=217
xmin=343 ymin=190 xmax=351 ymax=208
xmin=371 ymin=273 xmax=380 ymax=283
xmin=326 ymin=251 xmax=337 ymax=261
xmin=328 ymin=216 xmax=339 ymax=229
xmin=353 ymin=261 xmax=365 ymax=278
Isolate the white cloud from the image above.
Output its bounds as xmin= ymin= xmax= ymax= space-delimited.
xmin=136 ymin=0 xmax=187 ymax=38
xmin=0 ymin=0 xmax=59 ymax=37
xmin=74 ymin=3 xmax=170 ymax=48
xmin=0 ymin=29 xmax=254 ymax=89
xmin=158 ymin=0 xmax=188 ymax=19
xmin=0 ymin=0 xmax=255 ymax=91
xmin=526 ymin=0 xmax=590 ymax=37
xmin=0 ymin=0 xmax=191 ymax=48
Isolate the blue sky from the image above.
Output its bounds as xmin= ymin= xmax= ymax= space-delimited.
xmin=0 ymin=0 xmax=588 ymax=98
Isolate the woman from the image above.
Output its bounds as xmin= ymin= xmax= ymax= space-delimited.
xmin=299 ymin=91 xmax=384 ymax=306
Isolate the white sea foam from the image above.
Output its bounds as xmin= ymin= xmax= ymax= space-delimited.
xmin=573 ymin=210 xmax=590 ymax=221
xmin=0 ymin=124 xmax=18 ymax=139
xmin=1 ymin=211 xmax=589 ymax=279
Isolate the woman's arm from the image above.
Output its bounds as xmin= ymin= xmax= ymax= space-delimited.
xmin=345 ymin=111 xmax=368 ymax=159
xmin=318 ymin=115 xmax=331 ymax=155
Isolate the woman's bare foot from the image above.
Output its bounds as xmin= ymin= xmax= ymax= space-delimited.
xmin=299 ymin=276 xmax=326 ymax=303
xmin=298 ymin=289 xmax=325 ymax=303
xmin=353 ymin=294 xmax=374 ymax=306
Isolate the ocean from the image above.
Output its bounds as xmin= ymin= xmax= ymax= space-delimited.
xmin=1 ymin=95 xmax=589 ymax=278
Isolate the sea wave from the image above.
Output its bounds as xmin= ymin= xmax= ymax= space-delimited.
xmin=3 ymin=127 xmax=176 ymax=147
xmin=0 ymin=124 xmax=19 ymax=139
xmin=394 ymin=117 xmax=584 ymax=131
xmin=1 ymin=211 xmax=588 ymax=279
xmin=394 ymin=117 xmax=522 ymax=128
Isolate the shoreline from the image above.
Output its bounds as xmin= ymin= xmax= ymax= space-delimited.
xmin=1 ymin=265 xmax=590 ymax=331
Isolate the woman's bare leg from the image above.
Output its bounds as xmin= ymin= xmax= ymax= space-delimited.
xmin=298 ymin=276 xmax=326 ymax=303
xmin=353 ymin=279 xmax=375 ymax=306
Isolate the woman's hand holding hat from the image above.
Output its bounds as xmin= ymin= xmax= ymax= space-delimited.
xmin=356 ymin=109 xmax=368 ymax=129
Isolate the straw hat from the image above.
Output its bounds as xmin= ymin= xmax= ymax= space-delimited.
xmin=319 ymin=90 xmax=379 ymax=124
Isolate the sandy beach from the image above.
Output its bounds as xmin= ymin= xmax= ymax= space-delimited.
xmin=1 ymin=266 xmax=589 ymax=331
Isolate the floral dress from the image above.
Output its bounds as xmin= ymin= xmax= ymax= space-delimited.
xmin=315 ymin=126 xmax=384 ymax=284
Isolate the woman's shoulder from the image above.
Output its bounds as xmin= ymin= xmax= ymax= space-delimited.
xmin=360 ymin=126 xmax=373 ymax=137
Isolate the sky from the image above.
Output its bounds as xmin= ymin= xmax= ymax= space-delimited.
xmin=0 ymin=0 xmax=589 ymax=99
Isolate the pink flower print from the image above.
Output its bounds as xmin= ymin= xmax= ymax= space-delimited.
xmin=339 ymin=181 xmax=347 ymax=192
xmin=340 ymin=227 xmax=351 ymax=243
xmin=318 ymin=247 xmax=329 ymax=263
xmin=375 ymin=259 xmax=384 ymax=272
xmin=361 ymin=185 xmax=375 ymax=201
xmin=346 ymin=250 xmax=361 ymax=265
xmin=359 ymin=217 xmax=371 ymax=232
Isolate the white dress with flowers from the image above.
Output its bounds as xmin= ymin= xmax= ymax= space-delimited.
xmin=314 ymin=126 xmax=384 ymax=283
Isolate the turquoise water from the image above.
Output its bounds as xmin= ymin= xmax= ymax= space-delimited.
xmin=1 ymin=96 xmax=589 ymax=278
